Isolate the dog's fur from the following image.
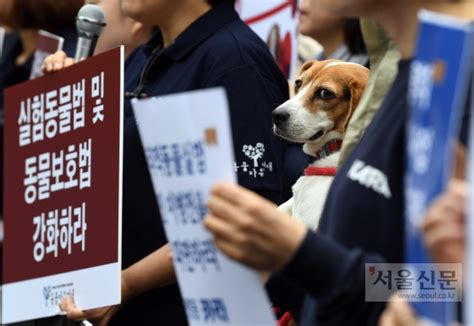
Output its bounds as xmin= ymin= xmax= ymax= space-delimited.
xmin=274 ymin=60 xmax=369 ymax=230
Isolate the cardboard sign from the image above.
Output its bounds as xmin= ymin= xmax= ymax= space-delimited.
xmin=2 ymin=47 xmax=124 ymax=323
xmin=237 ymin=0 xmax=299 ymax=79
xmin=30 ymin=30 xmax=65 ymax=80
xmin=132 ymin=88 xmax=275 ymax=326
xmin=405 ymin=10 xmax=473 ymax=324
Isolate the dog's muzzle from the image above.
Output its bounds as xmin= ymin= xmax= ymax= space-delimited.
xmin=272 ymin=107 xmax=289 ymax=127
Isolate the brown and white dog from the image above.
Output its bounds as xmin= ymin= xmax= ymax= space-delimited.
xmin=274 ymin=59 xmax=369 ymax=230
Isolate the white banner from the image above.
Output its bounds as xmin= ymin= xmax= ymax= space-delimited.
xmin=132 ymin=88 xmax=275 ymax=325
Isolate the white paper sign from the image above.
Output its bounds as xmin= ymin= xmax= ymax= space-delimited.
xmin=237 ymin=0 xmax=299 ymax=79
xmin=0 ymin=27 xmax=5 ymax=61
xmin=466 ymin=82 xmax=473 ymax=326
xmin=132 ymin=88 xmax=275 ymax=326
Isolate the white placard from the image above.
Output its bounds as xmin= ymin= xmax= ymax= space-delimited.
xmin=466 ymin=79 xmax=473 ymax=325
xmin=132 ymin=88 xmax=275 ymax=326
xmin=0 ymin=27 xmax=5 ymax=61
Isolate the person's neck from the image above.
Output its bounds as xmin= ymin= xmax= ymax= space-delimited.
xmin=159 ymin=2 xmax=212 ymax=47
xmin=127 ymin=28 xmax=152 ymax=59
xmin=317 ymin=30 xmax=345 ymax=59
xmin=374 ymin=1 xmax=420 ymax=59
xmin=17 ymin=29 xmax=38 ymax=66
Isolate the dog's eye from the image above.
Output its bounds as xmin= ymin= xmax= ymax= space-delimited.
xmin=315 ymin=88 xmax=335 ymax=100
xmin=294 ymin=80 xmax=303 ymax=93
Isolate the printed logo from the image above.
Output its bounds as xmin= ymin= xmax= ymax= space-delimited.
xmin=365 ymin=263 xmax=462 ymax=302
xmin=205 ymin=128 xmax=218 ymax=146
xmin=242 ymin=143 xmax=265 ymax=167
xmin=42 ymin=283 xmax=74 ymax=307
xmin=234 ymin=143 xmax=273 ymax=179
xmin=347 ymin=160 xmax=392 ymax=199
xmin=43 ymin=286 xmax=52 ymax=307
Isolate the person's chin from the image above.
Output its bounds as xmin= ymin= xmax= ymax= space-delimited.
xmin=120 ymin=1 xmax=138 ymax=19
xmin=298 ymin=25 xmax=310 ymax=36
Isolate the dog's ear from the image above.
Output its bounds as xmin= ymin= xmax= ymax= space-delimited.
xmin=298 ymin=60 xmax=317 ymax=76
xmin=343 ymin=80 xmax=366 ymax=133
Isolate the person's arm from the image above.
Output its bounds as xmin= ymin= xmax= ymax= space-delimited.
xmin=122 ymin=243 xmax=176 ymax=299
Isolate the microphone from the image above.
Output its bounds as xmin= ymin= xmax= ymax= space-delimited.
xmin=74 ymin=4 xmax=107 ymax=62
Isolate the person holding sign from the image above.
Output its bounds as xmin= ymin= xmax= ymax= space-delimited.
xmin=204 ymin=0 xmax=471 ymax=325
xmin=46 ymin=0 xmax=288 ymax=324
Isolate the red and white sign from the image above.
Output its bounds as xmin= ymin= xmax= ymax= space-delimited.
xmin=237 ymin=0 xmax=299 ymax=79
xmin=2 ymin=47 xmax=124 ymax=323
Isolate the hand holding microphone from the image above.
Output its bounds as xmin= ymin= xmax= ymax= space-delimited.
xmin=42 ymin=4 xmax=106 ymax=73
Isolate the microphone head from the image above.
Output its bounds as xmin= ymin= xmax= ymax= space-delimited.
xmin=76 ymin=4 xmax=106 ymax=39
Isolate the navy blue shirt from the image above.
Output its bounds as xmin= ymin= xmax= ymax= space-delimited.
xmin=113 ymin=1 xmax=288 ymax=324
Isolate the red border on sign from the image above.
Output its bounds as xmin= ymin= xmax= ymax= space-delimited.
xmin=244 ymin=3 xmax=292 ymax=25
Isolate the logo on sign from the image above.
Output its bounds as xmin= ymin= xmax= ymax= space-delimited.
xmin=42 ymin=283 xmax=75 ymax=307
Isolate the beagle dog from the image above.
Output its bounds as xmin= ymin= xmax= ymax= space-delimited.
xmin=274 ymin=59 xmax=369 ymax=230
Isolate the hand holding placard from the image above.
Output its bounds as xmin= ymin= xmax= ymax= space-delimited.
xmin=204 ymin=182 xmax=307 ymax=272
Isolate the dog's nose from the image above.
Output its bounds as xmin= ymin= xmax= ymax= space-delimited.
xmin=272 ymin=108 xmax=290 ymax=124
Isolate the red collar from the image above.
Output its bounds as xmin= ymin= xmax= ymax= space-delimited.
xmin=304 ymin=166 xmax=337 ymax=176
xmin=314 ymin=139 xmax=343 ymax=160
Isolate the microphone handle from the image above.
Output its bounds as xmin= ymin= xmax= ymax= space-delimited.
xmin=74 ymin=36 xmax=98 ymax=62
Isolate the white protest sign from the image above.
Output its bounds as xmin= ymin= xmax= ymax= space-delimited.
xmin=132 ymin=88 xmax=275 ymax=325
xmin=0 ymin=27 xmax=5 ymax=61
xmin=466 ymin=80 xmax=473 ymax=326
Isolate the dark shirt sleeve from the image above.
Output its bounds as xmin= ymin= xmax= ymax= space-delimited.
xmin=265 ymin=271 xmax=307 ymax=322
xmin=277 ymin=231 xmax=388 ymax=324
xmin=205 ymin=65 xmax=288 ymax=204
